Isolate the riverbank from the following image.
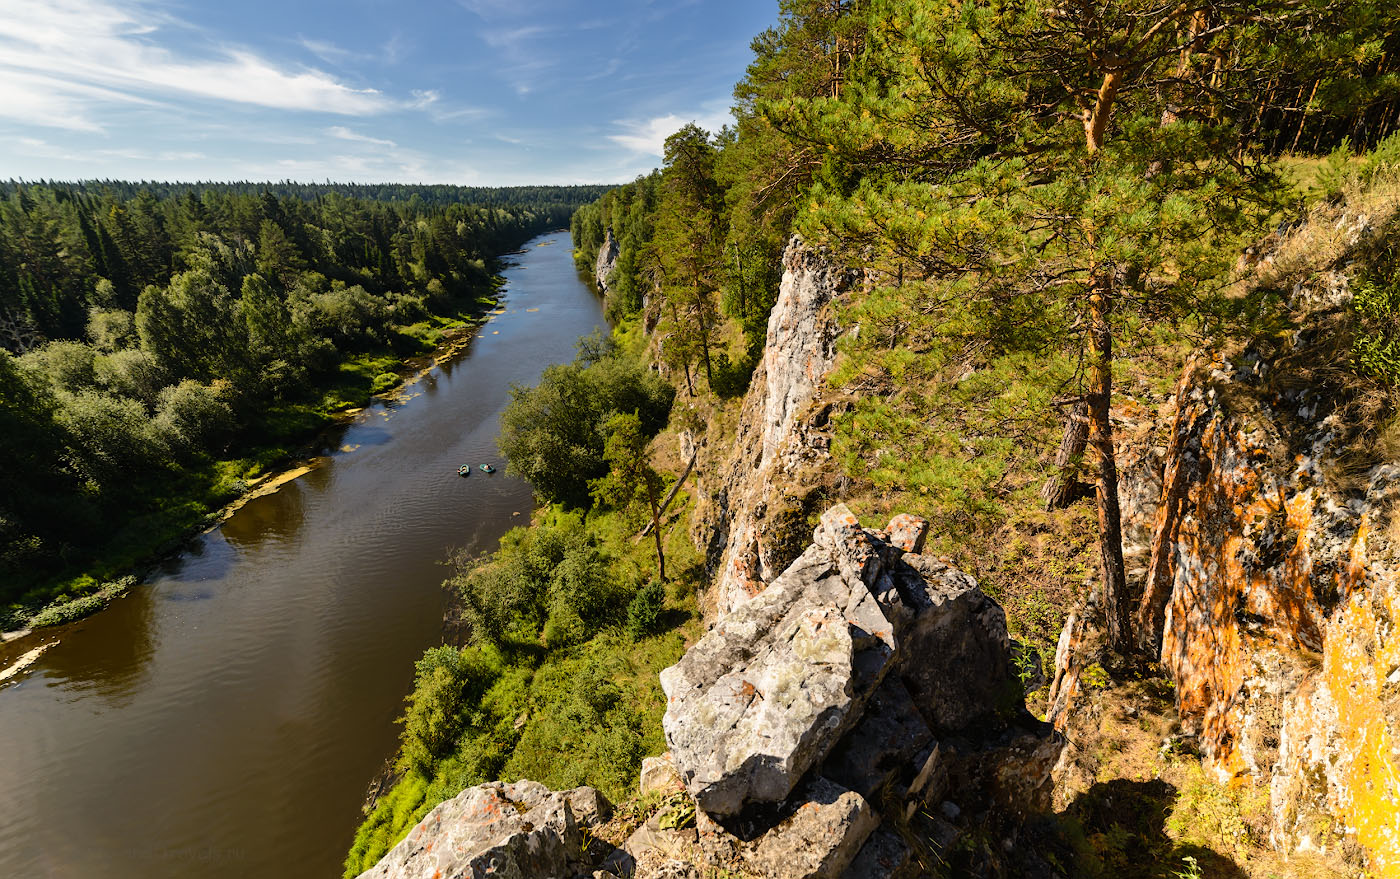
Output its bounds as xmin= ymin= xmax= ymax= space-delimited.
xmin=0 ymin=261 xmax=526 ymax=641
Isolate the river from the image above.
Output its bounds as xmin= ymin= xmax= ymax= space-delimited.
xmin=0 ymin=231 xmax=604 ymax=879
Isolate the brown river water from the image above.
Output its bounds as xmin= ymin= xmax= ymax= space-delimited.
xmin=0 ymin=231 xmax=604 ymax=879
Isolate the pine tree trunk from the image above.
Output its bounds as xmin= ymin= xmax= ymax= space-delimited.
xmin=1089 ymin=287 xmax=1131 ymax=653
xmin=1042 ymin=400 xmax=1089 ymax=510
xmin=1085 ymin=70 xmax=1124 ymax=153
xmin=647 ymin=478 xmax=666 ymax=582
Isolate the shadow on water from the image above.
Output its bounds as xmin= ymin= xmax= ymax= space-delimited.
xmin=1061 ymin=778 xmax=1248 ymax=879
xmin=37 ymin=587 xmax=158 ymax=705
xmin=222 ymin=483 xmax=308 ymax=551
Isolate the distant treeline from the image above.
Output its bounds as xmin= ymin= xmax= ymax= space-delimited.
xmin=0 ymin=180 xmax=611 ymax=209
xmin=0 ymin=182 xmax=600 ymax=615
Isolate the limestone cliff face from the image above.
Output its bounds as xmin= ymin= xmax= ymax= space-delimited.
xmin=694 ymin=236 xmax=855 ymax=616
xmin=595 ymin=227 xmax=619 ymax=292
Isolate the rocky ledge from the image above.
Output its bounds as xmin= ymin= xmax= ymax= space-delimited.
xmin=652 ymin=504 xmax=1063 ymax=878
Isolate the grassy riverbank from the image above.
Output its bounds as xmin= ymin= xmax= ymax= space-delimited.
xmin=2 ymin=284 xmax=504 ymax=633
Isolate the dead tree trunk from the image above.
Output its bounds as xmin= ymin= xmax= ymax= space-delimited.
xmin=1042 ymin=400 xmax=1089 ymax=509
xmin=1088 ymin=286 xmax=1132 ymax=654
xmin=640 ymin=451 xmax=696 ymax=538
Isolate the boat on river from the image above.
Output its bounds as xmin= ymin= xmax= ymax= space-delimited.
xmin=479 ymin=464 xmax=495 ymax=473
xmin=457 ymin=465 xmax=470 ymax=477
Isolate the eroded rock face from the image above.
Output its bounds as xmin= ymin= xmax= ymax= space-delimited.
xmin=695 ymin=237 xmax=855 ymax=615
xmin=594 ymin=228 xmax=619 ymax=292
xmin=356 ymin=780 xmax=610 ymax=879
xmin=1052 ymin=345 xmax=1400 ymax=874
xmin=661 ymin=504 xmax=1062 ymax=877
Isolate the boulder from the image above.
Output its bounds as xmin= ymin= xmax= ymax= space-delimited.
xmin=660 ymin=507 xmax=898 ymax=816
xmin=841 ymin=827 xmax=917 ymax=879
xmin=663 ymin=504 xmax=1063 ymax=877
xmin=821 ymin=675 xmax=934 ymax=802
xmin=356 ymin=780 xmax=608 ymax=879
xmin=740 ymin=777 xmax=879 ymax=879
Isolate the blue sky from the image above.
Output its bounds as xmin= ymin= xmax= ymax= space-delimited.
xmin=0 ymin=0 xmax=778 ymax=185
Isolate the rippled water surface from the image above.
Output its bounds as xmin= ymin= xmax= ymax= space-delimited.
xmin=0 ymin=231 xmax=603 ymax=879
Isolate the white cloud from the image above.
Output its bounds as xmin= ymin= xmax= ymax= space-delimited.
xmin=0 ymin=0 xmax=395 ymax=130
xmin=608 ymin=103 xmax=734 ymax=157
xmin=327 ymin=126 xmax=397 ymax=148
xmin=298 ymin=37 xmax=364 ymax=66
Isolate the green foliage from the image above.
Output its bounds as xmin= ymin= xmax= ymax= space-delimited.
xmin=498 ymin=352 xmax=673 ymax=508
xmin=626 ymin=579 xmax=667 ymax=640
xmin=1352 ymin=275 xmax=1400 ymax=385
xmin=0 ymin=180 xmax=583 ymax=611
xmin=398 ymin=646 xmax=501 ymax=775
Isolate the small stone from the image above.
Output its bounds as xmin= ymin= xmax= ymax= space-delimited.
xmin=640 ymin=753 xmax=684 ymax=796
xmin=841 ymin=827 xmax=916 ymax=879
xmin=940 ymin=800 xmax=960 ymax=821
xmin=885 ymin=514 xmax=929 ymax=554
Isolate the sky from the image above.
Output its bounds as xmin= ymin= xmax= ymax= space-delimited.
xmin=0 ymin=0 xmax=779 ymax=185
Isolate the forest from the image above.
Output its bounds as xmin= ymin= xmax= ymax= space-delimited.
xmin=0 ymin=182 xmax=606 ymax=625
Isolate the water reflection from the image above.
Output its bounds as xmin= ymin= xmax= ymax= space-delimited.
xmin=221 ymin=484 xmax=307 ymax=552
xmin=36 ymin=586 xmax=157 ymax=705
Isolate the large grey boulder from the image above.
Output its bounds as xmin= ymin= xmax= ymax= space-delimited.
xmin=661 ymin=503 xmax=1063 ymax=877
xmin=356 ymin=780 xmax=609 ymax=879
xmin=660 ymin=506 xmax=896 ymax=816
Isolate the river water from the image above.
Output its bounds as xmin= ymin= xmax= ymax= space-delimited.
xmin=0 ymin=231 xmax=603 ymax=879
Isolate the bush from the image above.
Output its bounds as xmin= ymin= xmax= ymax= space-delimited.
xmin=626 ymin=579 xmax=666 ymax=639
xmin=1353 ymin=277 xmax=1400 ymax=386
xmin=397 ymin=646 xmax=500 ymax=775
xmin=709 ymin=350 xmax=756 ymax=398
xmin=371 ymin=372 xmax=399 ymax=394
xmin=498 ymin=354 xmax=673 ymax=508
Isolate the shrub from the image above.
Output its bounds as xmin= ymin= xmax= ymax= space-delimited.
xmin=1352 ymin=277 xmax=1400 ymax=386
xmin=371 ymin=372 xmax=399 ymax=395
xmin=626 ymin=579 xmax=666 ymax=640
xmin=397 ymin=646 xmax=500 ymax=775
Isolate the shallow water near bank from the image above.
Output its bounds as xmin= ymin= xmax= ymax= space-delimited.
xmin=0 ymin=231 xmax=604 ymax=879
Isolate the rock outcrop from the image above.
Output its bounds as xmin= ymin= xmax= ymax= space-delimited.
xmin=356 ymin=780 xmax=611 ymax=879
xmin=660 ymin=505 xmax=1064 ymax=878
xmin=697 ymin=237 xmax=855 ymax=615
xmin=595 ymin=228 xmax=620 ymax=292
xmin=1145 ymin=351 xmax=1400 ymax=871
xmin=1051 ymin=340 xmax=1400 ymax=874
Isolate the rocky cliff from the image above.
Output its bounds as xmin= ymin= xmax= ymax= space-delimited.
xmin=658 ymin=504 xmax=1063 ymax=878
xmin=1050 ymin=255 xmax=1400 ymax=875
xmin=694 ymin=236 xmax=855 ymax=615
xmin=595 ymin=227 xmax=620 ymax=292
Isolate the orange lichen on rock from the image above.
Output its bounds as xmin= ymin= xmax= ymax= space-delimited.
xmin=1142 ymin=357 xmax=1400 ymax=871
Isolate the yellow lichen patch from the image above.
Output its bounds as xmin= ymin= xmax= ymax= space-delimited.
xmin=1323 ymin=585 xmax=1400 ymax=877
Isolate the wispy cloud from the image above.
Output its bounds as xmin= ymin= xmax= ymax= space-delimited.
xmin=327 ymin=126 xmax=397 ymax=148
xmin=0 ymin=0 xmax=395 ymax=130
xmin=298 ymin=36 xmax=365 ymax=67
xmin=608 ymin=101 xmax=734 ymax=157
